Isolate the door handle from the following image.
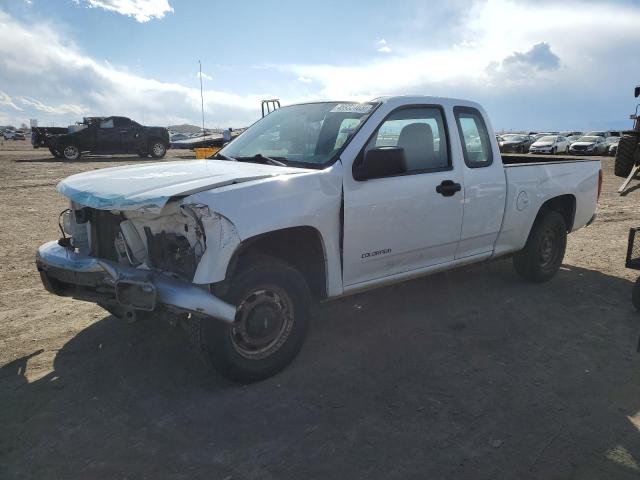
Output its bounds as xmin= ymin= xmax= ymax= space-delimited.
xmin=119 ymin=130 xmax=128 ymax=134
xmin=436 ymin=180 xmax=461 ymax=197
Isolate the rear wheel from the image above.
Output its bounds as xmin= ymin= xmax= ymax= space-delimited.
xmin=149 ymin=140 xmax=167 ymax=159
xmin=614 ymin=135 xmax=639 ymax=178
xmin=188 ymin=256 xmax=312 ymax=383
xmin=513 ymin=211 xmax=567 ymax=282
xmin=62 ymin=144 xmax=80 ymax=161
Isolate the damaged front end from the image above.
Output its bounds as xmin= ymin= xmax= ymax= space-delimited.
xmin=37 ymin=199 xmax=241 ymax=324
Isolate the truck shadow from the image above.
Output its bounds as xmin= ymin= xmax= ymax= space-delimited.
xmin=2 ymin=259 xmax=640 ymax=479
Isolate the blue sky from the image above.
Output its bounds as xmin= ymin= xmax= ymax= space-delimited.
xmin=0 ymin=0 xmax=639 ymax=131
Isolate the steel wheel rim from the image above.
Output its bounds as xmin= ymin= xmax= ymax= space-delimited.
xmin=230 ymin=287 xmax=294 ymax=360
xmin=64 ymin=145 xmax=78 ymax=158
xmin=152 ymin=143 xmax=165 ymax=156
xmin=539 ymin=227 xmax=557 ymax=267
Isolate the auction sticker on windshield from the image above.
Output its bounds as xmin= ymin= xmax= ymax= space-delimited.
xmin=330 ymin=103 xmax=373 ymax=114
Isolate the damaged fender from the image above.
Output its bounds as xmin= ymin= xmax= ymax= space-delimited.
xmin=188 ymin=205 xmax=241 ymax=284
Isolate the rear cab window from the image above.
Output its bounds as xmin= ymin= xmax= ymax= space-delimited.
xmin=454 ymin=106 xmax=493 ymax=168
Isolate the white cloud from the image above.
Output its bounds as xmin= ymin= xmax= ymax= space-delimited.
xmin=376 ymin=38 xmax=391 ymax=53
xmin=78 ymin=0 xmax=173 ymax=23
xmin=0 ymin=91 xmax=23 ymax=111
xmin=19 ymin=97 xmax=86 ymax=115
xmin=288 ymin=0 xmax=640 ymax=101
xmin=196 ymin=71 xmax=213 ymax=81
xmin=297 ymin=76 xmax=312 ymax=83
xmin=0 ymin=10 xmax=268 ymax=127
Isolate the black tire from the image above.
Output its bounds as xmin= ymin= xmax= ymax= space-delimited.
xmin=62 ymin=143 xmax=81 ymax=161
xmin=632 ymin=277 xmax=640 ymax=312
xmin=513 ymin=211 xmax=567 ymax=282
xmin=188 ymin=255 xmax=312 ymax=382
xmin=614 ymin=135 xmax=639 ymax=178
xmin=149 ymin=140 xmax=167 ymax=159
xmin=551 ymin=147 xmax=556 ymax=155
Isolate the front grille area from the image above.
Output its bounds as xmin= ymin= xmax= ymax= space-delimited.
xmin=572 ymin=145 xmax=587 ymax=151
xmin=89 ymin=209 xmax=125 ymax=261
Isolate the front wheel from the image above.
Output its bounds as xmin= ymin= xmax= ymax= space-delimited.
xmin=513 ymin=211 xmax=567 ymax=282
xmin=62 ymin=144 xmax=80 ymax=161
xmin=188 ymin=256 xmax=312 ymax=382
xmin=149 ymin=141 xmax=167 ymax=159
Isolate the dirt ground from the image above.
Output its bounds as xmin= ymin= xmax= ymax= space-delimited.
xmin=1 ymin=138 xmax=640 ymax=479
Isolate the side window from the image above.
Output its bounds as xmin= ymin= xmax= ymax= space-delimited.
xmin=99 ymin=118 xmax=114 ymax=129
xmin=454 ymin=107 xmax=493 ymax=168
xmin=363 ymin=107 xmax=450 ymax=173
xmin=114 ymin=117 xmax=131 ymax=128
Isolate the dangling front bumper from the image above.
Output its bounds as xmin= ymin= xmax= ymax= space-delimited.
xmin=36 ymin=240 xmax=236 ymax=323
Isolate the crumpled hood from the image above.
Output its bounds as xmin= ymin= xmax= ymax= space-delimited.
xmin=57 ymin=160 xmax=311 ymax=212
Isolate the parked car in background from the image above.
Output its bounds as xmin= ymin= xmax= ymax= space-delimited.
xmin=566 ymin=134 xmax=583 ymax=144
xmin=585 ymin=131 xmax=611 ymax=138
xmin=569 ymin=135 xmax=608 ymax=155
xmin=32 ymin=116 xmax=170 ymax=160
xmin=3 ymin=130 xmax=25 ymax=140
xmin=498 ymin=134 xmax=533 ymax=153
xmin=561 ymin=131 xmax=583 ymax=141
xmin=170 ymin=133 xmax=189 ymax=142
xmin=529 ymin=135 xmax=570 ymax=154
xmin=606 ymin=136 xmax=620 ymax=156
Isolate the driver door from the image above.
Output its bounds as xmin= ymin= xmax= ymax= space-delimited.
xmin=342 ymin=106 xmax=464 ymax=286
xmin=96 ymin=118 xmax=117 ymax=151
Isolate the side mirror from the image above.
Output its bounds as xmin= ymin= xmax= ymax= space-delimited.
xmin=354 ymin=147 xmax=407 ymax=180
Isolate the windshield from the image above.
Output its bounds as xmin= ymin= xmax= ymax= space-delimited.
xmin=501 ymin=135 xmax=526 ymax=141
xmin=537 ymin=136 xmax=557 ymax=142
xmin=218 ymin=101 xmax=378 ymax=167
xmin=578 ymin=136 xmax=599 ymax=142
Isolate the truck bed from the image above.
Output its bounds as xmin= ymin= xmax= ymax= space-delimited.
xmin=502 ymin=153 xmax=604 ymax=165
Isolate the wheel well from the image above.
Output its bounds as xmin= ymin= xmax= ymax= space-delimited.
xmin=226 ymin=226 xmax=328 ymax=300
xmin=536 ymin=194 xmax=576 ymax=231
xmin=148 ymin=137 xmax=166 ymax=147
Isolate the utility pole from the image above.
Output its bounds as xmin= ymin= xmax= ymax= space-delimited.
xmin=199 ymin=60 xmax=205 ymax=138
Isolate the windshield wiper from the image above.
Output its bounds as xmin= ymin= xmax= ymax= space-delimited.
xmin=237 ymin=154 xmax=288 ymax=167
xmin=213 ymin=152 xmax=237 ymax=162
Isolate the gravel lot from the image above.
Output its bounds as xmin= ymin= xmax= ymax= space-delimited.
xmin=1 ymin=139 xmax=640 ymax=479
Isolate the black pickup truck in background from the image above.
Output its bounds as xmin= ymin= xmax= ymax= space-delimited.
xmin=32 ymin=116 xmax=170 ymax=160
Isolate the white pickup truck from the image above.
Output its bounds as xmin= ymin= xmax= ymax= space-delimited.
xmin=36 ymin=96 xmax=601 ymax=382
